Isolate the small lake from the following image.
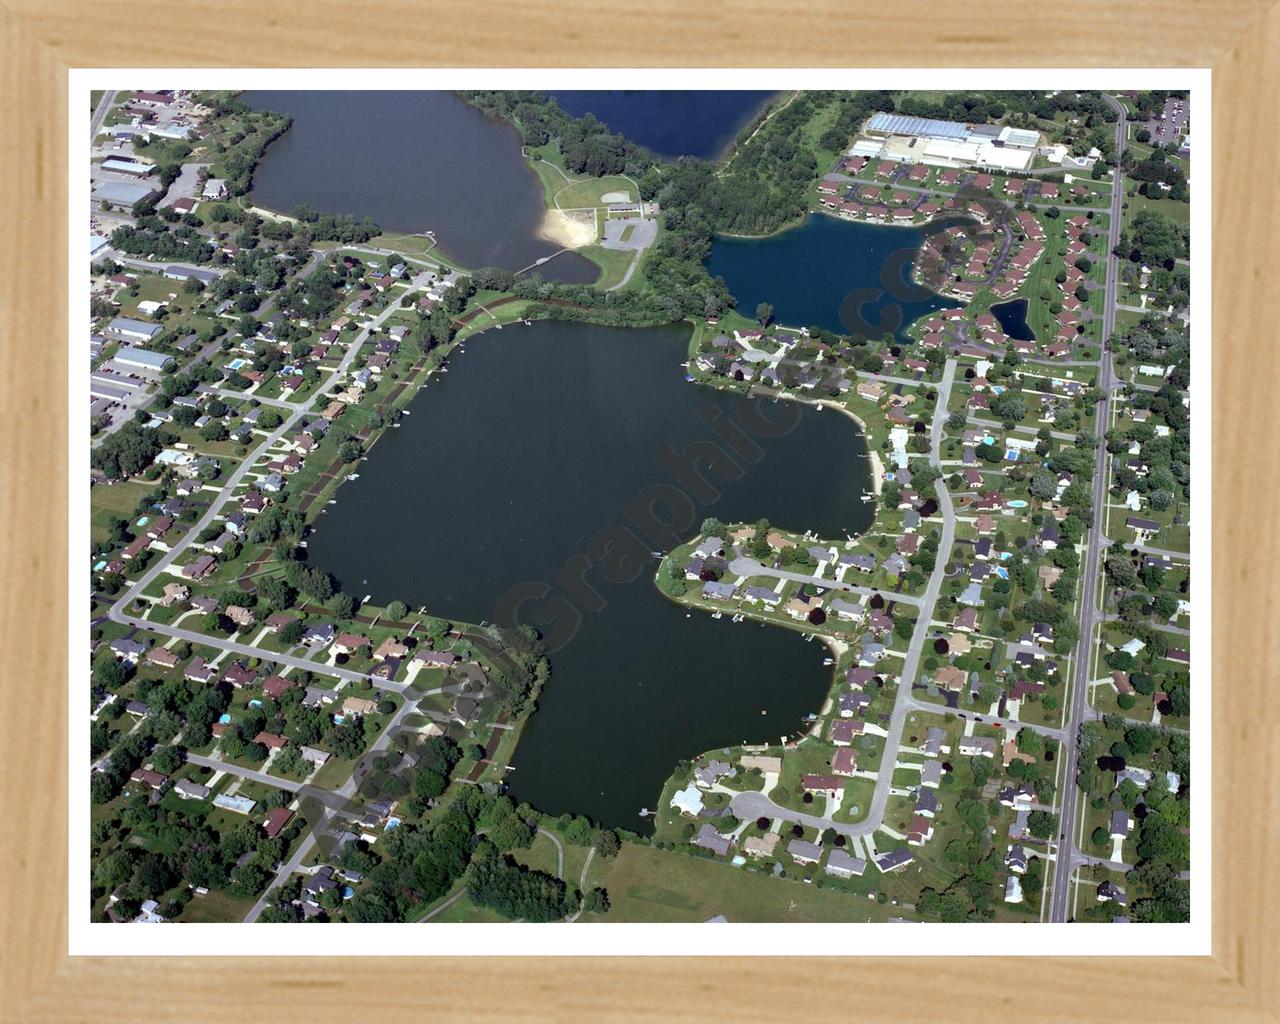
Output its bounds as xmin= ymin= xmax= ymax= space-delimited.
xmin=991 ymin=297 xmax=1036 ymax=341
xmin=307 ymin=320 xmax=875 ymax=827
xmin=707 ymin=213 xmax=960 ymax=339
xmin=548 ymin=91 xmax=775 ymax=160
xmin=242 ymin=91 xmax=598 ymax=282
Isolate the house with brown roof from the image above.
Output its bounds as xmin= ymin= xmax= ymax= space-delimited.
xmin=342 ymin=695 xmax=379 ymax=717
xmin=146 ymin=646 xmax=180 ymax=670
xmin=161 ymin=582 xmax=189 ymax=607
xmin=373 ymin=638 xmax=409 ymax=662
xmin=333 ymin=633 xmax=369 ymax=655
xmin=255 ymin=731 xmax=288 ymax=749
xmin=225 ymin=605 xmax=255 ymax=628
xmin=263 ymin=807 xmax=293 ymax=839
xmin=262 ymin=676 xmax=293 ymax=700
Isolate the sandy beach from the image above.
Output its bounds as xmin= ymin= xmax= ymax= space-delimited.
xmin=539 ymin=208 xmax=597 ymax=249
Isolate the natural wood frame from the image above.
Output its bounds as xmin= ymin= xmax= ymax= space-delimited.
xmin=2 ymin=2 xmax=1275 ymax=1019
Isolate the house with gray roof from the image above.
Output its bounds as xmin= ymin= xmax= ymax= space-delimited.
xmin=702 ymin=580 xmax=737 ymax=601
xmin=875 ymin=848 xmax=915 ymax=873
xmin=787 ymin=839 xmax=823 ymax=865
xmin=692 ymin=824 xmax=732 ymax=858
xmin=824 ymin=849 xmax=867 ymax=878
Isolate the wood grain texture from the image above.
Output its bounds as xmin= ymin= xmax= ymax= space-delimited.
xmin=1 ymin=1 xmax=1276 ymax=1020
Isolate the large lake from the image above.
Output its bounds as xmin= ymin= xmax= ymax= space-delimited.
xmin=243 ymin=91 xmax=598 ymax=282
xmin=307 ymin=321 xmax=875 ymax=826
xmin=708 ymin=213 xmax=961 ymax=338
xmin=548 ymin=91 xmax=775 ymax=159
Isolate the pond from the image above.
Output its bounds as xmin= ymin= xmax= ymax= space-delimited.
xmin=991 ymin=297 xmax=1036 ymax=341
xmin=243 ymin=91 xmax=598 ymax=282
xmin=707 ymin=213 xmax=960 ymax=339
xmin=306 ymin=320 xmax=875 ymax=827
xmin=547 ymin=90 xmax=776 ymax=160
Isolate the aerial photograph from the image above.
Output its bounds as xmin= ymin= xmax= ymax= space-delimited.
xmin=85 ymin=86 xmax=1193 ymax=927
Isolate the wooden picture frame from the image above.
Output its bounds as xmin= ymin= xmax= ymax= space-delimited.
xmin=1 ymin=2 xmax=1273 ymax=1019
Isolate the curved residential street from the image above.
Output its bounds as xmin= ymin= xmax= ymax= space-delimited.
xmin=730 ymin=359 xmax=958 ymax=843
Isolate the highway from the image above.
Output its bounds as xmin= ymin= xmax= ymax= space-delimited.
xmin=1046 ymin=92 xmax=1127 ymax=923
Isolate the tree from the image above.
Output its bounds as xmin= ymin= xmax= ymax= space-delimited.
xmin=330 ymin=592 xmax=356 ymax=619
xmin=1105 ymin=555 xmax=1139 ymax=589
xmin=279 ymin=619 xmax=305 ymax=645
xmin=1029 ymin=469 xmax=1057 ymax=501
xmin=385 ymin=600 xmax=408 ymax=622
xmin=1027 ymin=810 xmax=1056 ymax=840
xmin=754 ymin=302 xmax=773 ymax=327
xmin=338 ymin=439 xmax=363 ymax=463
xmin=151 ymin=745 xmax=184 ymax=775
xmin=583 ymin=887 xmax=610 ymax=914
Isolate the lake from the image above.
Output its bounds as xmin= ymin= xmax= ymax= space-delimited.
xmin=242 ymin=91 xmax=598 ymax=282
xmin=307 ymin=320 xmax=875 ymax=827
xmin=991 ymin=297 xmax=1036 ymax=341
xmin=707 ymin=213 xmax=960 ymax=338
xmin=548 ymin=91 xmax=775 ymax=160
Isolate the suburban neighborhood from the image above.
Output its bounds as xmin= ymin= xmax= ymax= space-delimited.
xmin=86 ymin=87 xmax=1192 ymax=926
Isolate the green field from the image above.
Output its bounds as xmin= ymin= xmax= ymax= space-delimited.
xmin=554 ymin=175 xmax=636 ymax=211
xmin=582 ymin=842 xmax=891 ymax=923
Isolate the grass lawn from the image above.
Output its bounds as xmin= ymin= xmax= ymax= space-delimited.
xmin=511 ymin=831 xmax=561 ymax=877
xmin=1123 ymin=190 xmax=1190 ymax=228
xmin=422 ymin=889 xmax=511 ymax=923
xmin=176 ymin=887 xmax=256 ymax=923
xmin=579 ymin=245 xmax=637 ymax=290
xmin=583 ymin=842 xmax=890 ymax=923
xmin=554 ymin=175 xmax=635 ymax=211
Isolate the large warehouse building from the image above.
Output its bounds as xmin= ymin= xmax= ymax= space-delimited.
xmin=854 ymin=112 xmax=1043 ymax=172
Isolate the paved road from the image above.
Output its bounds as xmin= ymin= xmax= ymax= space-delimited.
xmin=726 ymin=556 xmax=924 ymax=608
xmin=243 ymin=692 xmax=422 ymax=922
xmin=537 ymin=826 xmax=565 ymax=879
xmin=107 ymin=281 xmax=428 ymax=685
xmin=1048 ymin=93 xmax=1127 ymax=924
xmin=1134 ymin=543 xmax=1190 ymax=561
xmin=90 ymin=90 xmax=117 ymax=139
xmin=901 ymin=696 xmax=1066 ymax=742
xmin=185 ymin=752 xmax=300 ymax=791
xmin=967 ymin=415 xmax=1077 ymax=443
xmin=730 ymin=359 xmax=959 ymax=845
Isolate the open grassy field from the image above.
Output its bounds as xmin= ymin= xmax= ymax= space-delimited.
xmin=578 ymin=245 xmax=636 ymax=290
xmin=582 ymin=842 xmax=891 ymax=923
xmin=554 ymin=175 xmax=635 ymax=211
xmin=1123 ymin=191 xmax=1190 ymax=228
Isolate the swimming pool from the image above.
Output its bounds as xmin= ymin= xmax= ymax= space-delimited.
xmin=218 ymin=713 xmax=232 ymax=724
xmin=226 ymin=357 xmax=250 ymax=370
xmin=1005 ymin=449 xmax=1020 ymax=461
xmin=995 ymin=567 xmax=1010 ymax=580
xmin=248 ymin=699 xmax=263 ymax=707
xmin=1007 ymin=499 xmax=1028 ymax=509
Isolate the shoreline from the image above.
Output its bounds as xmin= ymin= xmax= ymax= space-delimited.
xmin=755 ymin=388 xmax=884 ymax=497
xmin=538 ymin=208 xmax=596 ymax=249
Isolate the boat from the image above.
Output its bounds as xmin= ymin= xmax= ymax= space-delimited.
xmin=823 ymin=658 xmax=834 ymax=666
xmin=712 ymin=611 xmax=723 ymax=619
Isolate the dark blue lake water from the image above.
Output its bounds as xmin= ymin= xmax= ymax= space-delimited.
xmin=243 ymin=90 xmax=598 ymax=282
xmin=707 ymin=213 xmax=961 ymax=339
xmin=548 ymin=90 xmax=775 ymax=159
xmin=991 ymin=298 xmax=1036 ymax=341
xmin=308 ymin=321 xmax=874 ymax=827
